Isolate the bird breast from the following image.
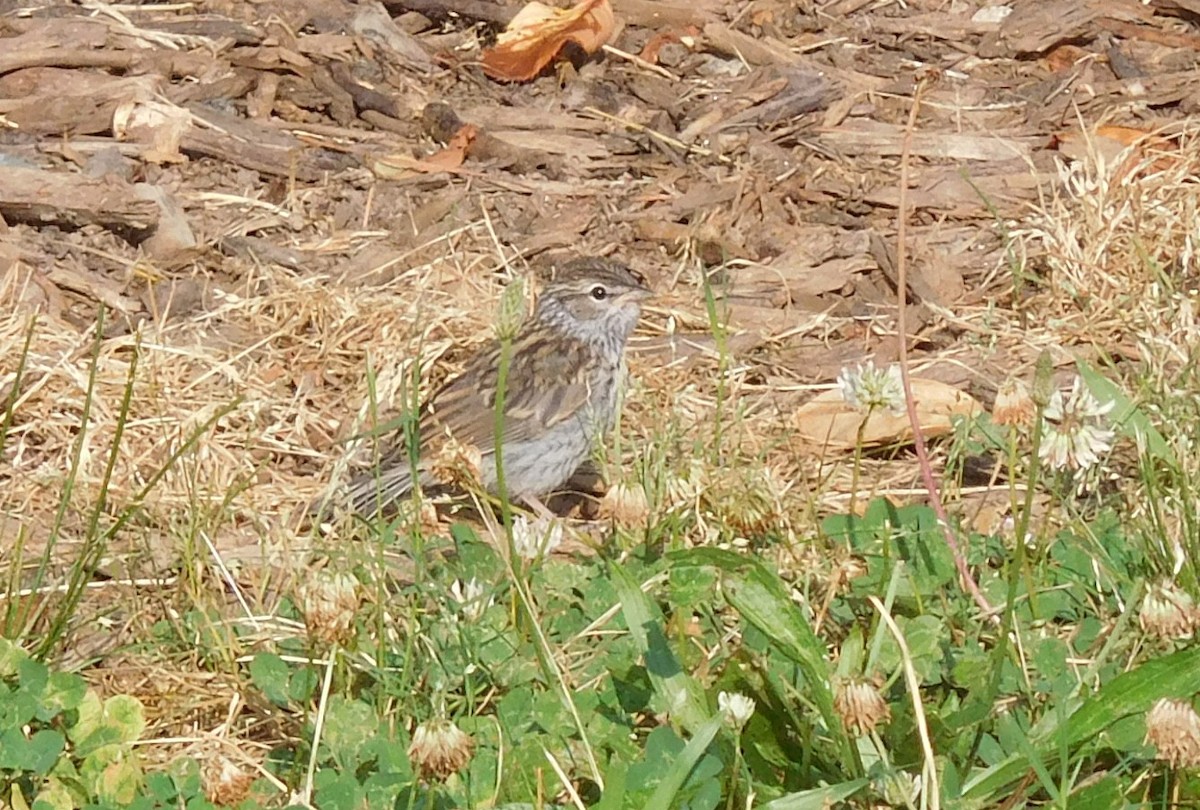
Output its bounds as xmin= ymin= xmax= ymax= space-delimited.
xmin=582 ymin=357 xmax=623 ymax=438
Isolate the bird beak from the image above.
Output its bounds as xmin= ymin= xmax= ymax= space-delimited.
xmin=627 ymin=286 xmax=655 ymax=302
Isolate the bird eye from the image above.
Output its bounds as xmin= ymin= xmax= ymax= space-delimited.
xmin=590 ymin=285 xmax=608 ymax=300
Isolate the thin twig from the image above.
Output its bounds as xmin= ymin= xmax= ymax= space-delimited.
xmin=583 ymin=107 xmax=734 ymax=164
xmin=299 ymin=649 xmax=337 ymax=809
xmin=600 ymin=44 xmax=679 ymax=81
xmin=894 ymin=73 xmax=994 ymax=617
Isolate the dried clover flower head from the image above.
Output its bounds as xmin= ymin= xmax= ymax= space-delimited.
xmin=1146 ymin=698 xmax=1200 ymax=768
xmin=298 ymin=571 xmax=360 ymax=644
xmin=828 ymin=554 xmax=868 ymax=597
xmin=599 ymin=481 xmax=650 ymax=525
xmin=834 ymin=677 xmax=891 ymax=735
xmin=1140 ymin=582 xmax=1199 ymax=641
xmin=409 ymin=717 xmax=475 ymax=780
xmin=430 ymin=432 xmax=484 ymax=490
xmin=698 ymin=465 xmax=786 ymax=537
xmin=992 ymin=378 xmax=1034 ymax=428
xmin=664 ymin=459 xmax=705 ymax=510
xmin=418 ymin=498 xmax=441 ymax=534
xmin=202 ymin=754 xmax=255 ymax=806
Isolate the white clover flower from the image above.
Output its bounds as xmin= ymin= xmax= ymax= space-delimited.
xmin=510 ymin=515 xmax=563 ymax=560
xmin=449 ymin=577 xmax=491 ymax=622
xmin=880 ymin=770 xmax=923 ymax=806
xmin=718 ymin=691 xmax=756 ymax=729
xmin=1038 ymin=377 xmax=1115 ymax=471
xmin=837 ymin=360 xmax=905 ymax=415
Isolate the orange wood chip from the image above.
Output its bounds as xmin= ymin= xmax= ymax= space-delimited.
xmin=481 ymin=0 xmax=615 ymax=82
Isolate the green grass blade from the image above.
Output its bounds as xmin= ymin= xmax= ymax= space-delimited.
xmin=1077 ymin=360 xmax=1172 ymax=463
xmin=759 ymin=778 xmax=871 ymax=810
xmin=610 ymin=564 xmax=710 ymax=735
xmin=594 ymin=761 xmax=628 ymax=810
xmin=106 ymin=398 xmax=243 ymax=542
xmin=19 ymin=309 xmax=107 ymax=643
xmin=963 ymin=646 xmax=1200 ymax=800
xmin=37 ymin=330 xmax=140 ymax=659
xmin=671 ymin=548 xmax=859 ymax=775
xmin=998 ymin=711 xmax=1059 ymax=803
xmin=0 ymin=313 xmax=36 ymax=464
xmin=643 ymin=716 xmax=723 ymax=810
xmin=1 ymin=314 xmax=37 ymax=636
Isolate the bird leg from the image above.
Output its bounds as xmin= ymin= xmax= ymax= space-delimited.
xmin=520 ymin=492 xmax=559 ymax=522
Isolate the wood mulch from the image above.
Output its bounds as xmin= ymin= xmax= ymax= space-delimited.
xmin=5 ymin=0 xmax=1194 ymax=365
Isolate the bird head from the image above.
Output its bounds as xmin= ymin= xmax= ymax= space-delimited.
xmin=536 ymin=258 xmax=653 ymax=351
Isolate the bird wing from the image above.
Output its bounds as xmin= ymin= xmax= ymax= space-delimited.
xmin=419 ymin=331 xmax=595 ymax=453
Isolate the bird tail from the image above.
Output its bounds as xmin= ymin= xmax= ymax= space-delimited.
xmin=344 ymin=463 xmax=419 ymax=516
